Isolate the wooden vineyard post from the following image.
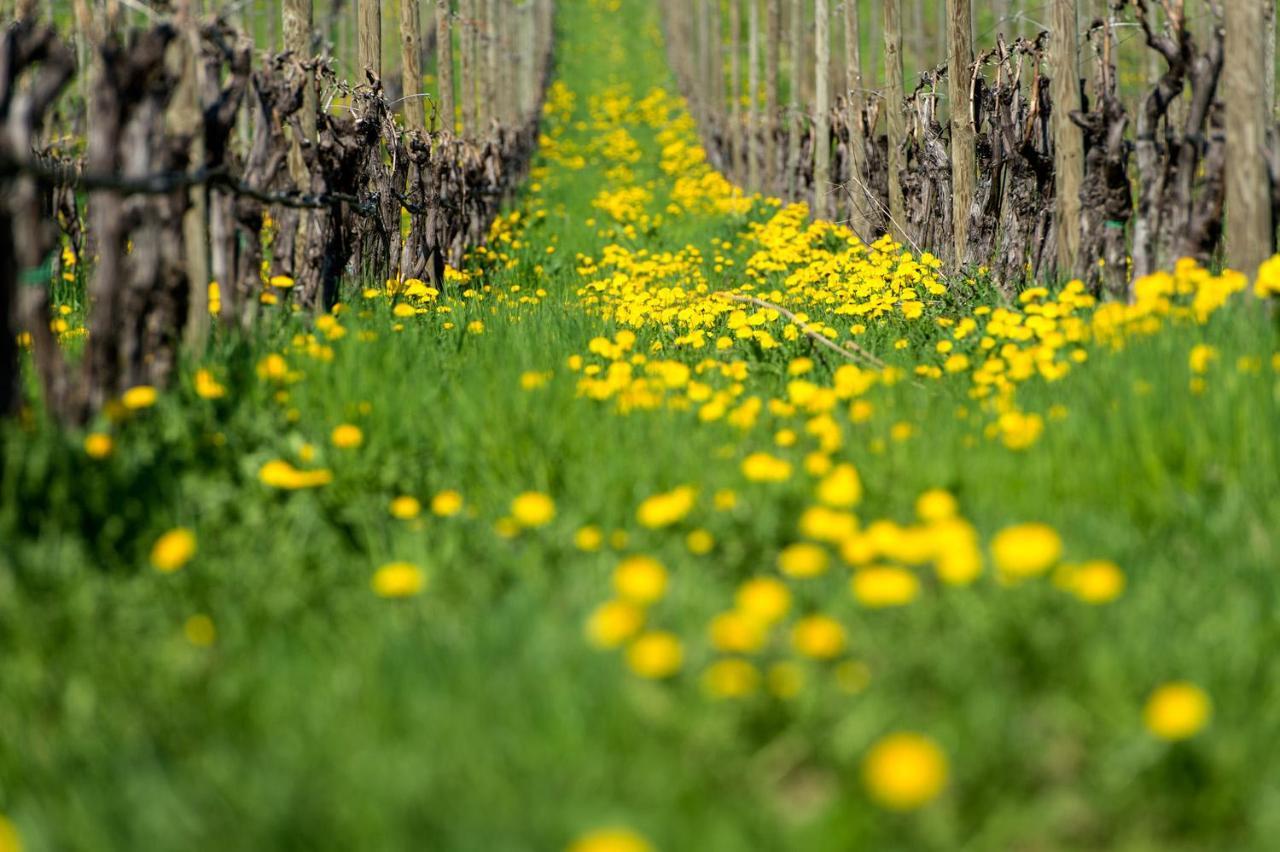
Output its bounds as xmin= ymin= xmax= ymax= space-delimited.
xmin=695 ymin=0 xmax=708 ymax=125
xmin=883 ymin=0 xmax=906 ymax=243
xmin=402 ymin=0 xmax=425 ymax=129
xmin=460 ymin=0 xmax=475 ymax=135
xmin=845 ymin=0 xmax=870 ymax=237
xmin=814 ymin=0 xmax=830 ymax=218
xmin=730 ymin=0 xmax=743 ymax=182
xmin=709 ymin=0 xmax=724 ymax=145
xmin=437 ymin=0 xmax=455 ymax=131
xmin=1224 ymin=0 xmax=1273 ymax=278
xmin=1265 ymin=0 xmax=1277 ymax=121
xmin=179 ymin=0 xmax=211 ymax=348
xmin=748 ymin=0 xmax=761 ymax=191
xmin=359 ymin=0 xmax=382 ymax=81
xmin=786 ymin=0 xmax=803 ymax=196
xmin=947 ymin=0 xmax=975 ymax=266
xmin=485 ymin=0 xmax=499 ymax=129
xmin=1050 ymin=0 xmax=1083 ymax=278
xmin=765 ymin=0 xmax=780 ymax=193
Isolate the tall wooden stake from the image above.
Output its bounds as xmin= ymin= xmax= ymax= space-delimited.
xmin=845 ymin=0 xmax=870 ymax=237
xmin=730 ymin=0 xmax=743 ymax=182
xmin=814 ymin=0 xmax=830 ymax=217
xmin=437 ymin=0 xmax=455 ymax=131
xmin=1224 ymin=0 xmax=1273 ymax=277
xmin=765 ymin=0 xmax=780 ymax=193
xmin=787 ymin=0 xmax=804 ymax=196
xmin=401 ymin=0 xmax=424 ymax=128
xmin=947 ymin=0 xmax=975 ymax=266
xmin=883 ymin=0 xmax=906 ymax=242
xmin=1050 ymin=0 xmax=1083 ymax=277
xmin=748 ymin=0 xmax=761 ymax=190
xmin=359 ymin=0 xmax=381 ymax=80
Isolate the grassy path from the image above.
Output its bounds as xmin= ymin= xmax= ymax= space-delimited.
xmin=3 ymin=1 xmax=1280 ymax=849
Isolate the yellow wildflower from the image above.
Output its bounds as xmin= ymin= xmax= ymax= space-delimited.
xmin=151 ymin=528 xmax=196 ymax=573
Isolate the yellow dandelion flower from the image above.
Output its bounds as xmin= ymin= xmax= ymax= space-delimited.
xmin=574 ymin=525 xmax=605 ymax=551
xmin=194 ymin=369 xmax=226 ymax=400
xmin=331 ymin=423 xmax=364 ymax=449
xmin=1144 ymin=682 xmax=1211 ymax=741
xmin=741 ymin=452 xmax=792 ymax=483
xmin=915 ymin=489 xmax=958 ymax=522
xmin=852 ymin=566 xmax=921 ymax=608
xmin=390 ymin=496 xmax=422 ymax=519
xmin=708 ymin=611 xmax=766 ymax=654
xmin=790 ymin=615 xmax=846 ymax=659
xmin=372 ymin=562 xmax=426 ymax=598
xmin=183 ymin=614 xmax=217 ymax=647
xmin=991 ymin=522 xmax=1062 ymax=579
xmin=626 ymin=631 xmax=683 ymax=678
xmin=83 ymin=432 xmax=114 ymax=459
xmin=431 ymin=490 xmax=464 ymax=517
xmin=566 ymin=827 xmax=654 ymax=852
xmin=778 ymin=542 xmax=830 ymax=578
xmin=151 ymin=527 xmax=196 ymax=573
xmin=1061 ymin=559 xmax=1126 ymax=604
xmin=862 ymin=732 xmax=949 ymax=810
xmin=635 ymin=485 xmax=696 ymax=528
xmin=511 ymin=491 xmax=556 ymax=527
xmin=735 ymin=577 xmax=791 ymax=625
xmin=585 ymin=599 xmax=646 ymax=648
xmin=613 ymin=555 xmax=668 ymax=604
xmin=121 ymin=385 xmax=158 ymax=410
xmin=816 ymin=463 xmax=862 ymax=507
xmin=0 ymin=814 xmax=21 ymax=852
xmin=258 ymin=459 xmax=333 ymax=490
xmin=702 ymin=658 xmax=761 ymax=698
xmin=685 ymin=528 xmax=715 ymax=555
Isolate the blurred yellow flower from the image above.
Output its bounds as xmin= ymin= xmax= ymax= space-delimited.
xmin=151 ymin=528 xmax=196 ymax=573
xmin=585 ymin=599 xmax=645 ymax=648
xmin=194 ymin=369 xmax=226 ymax=399
xmin=1060 ymin=560 xmax=1125 ymax=604
xmin=741 ymin=452 xmax=792 ymax=483
xmin=390 ymin=496 xmax=422 ymax=519
xmin=258 ymin=459 xmax=333 ymax=489
xmin=0 ymin=814 xmax=21 ymax=852
xmin=778 ymin=542 xmax=829 ymax=578
xmin=121 ymin=385 xmax=158 ymax=410
xmin=431 ymin=490 xmax=464 ymax=516
xmin=915 ymin=489 xmax=958 ymax=522
xmin=1144 ymin=682 xmax=1211 ymax=741
xmin=708 ymin=611 xmax=765 ymax=654
xmin=991 ymin=523 xmax=1062 ymax=579
xmin=852 ymin=566 xmax=920 ymax=608
xmin=702 ymin=658 xmax=760 ymax=698
xmin=685 ymin=528 xmax=714 ymax=555
xmin=511 ymin=491 xmax=556 ymax=527
xmin=331 ymin=424 xmax=364 ymax=449
xmin=83 ymin=432 xmax=114 ymax=459
xmin=566 ymin=827 xmax=653 ymax=852
xmin=613 ymin=555 xmax=668 ymax=604
xmin=372 ymin=562 xmax=426 ymax=598
xmin=735 ymin=577 xmax=791 ymax=625
xmin=636 ymin=485 xmax=696 ymax=528
xmin=574 ymin=525 xmax=604 ymax=551
xmin=183 ymin=614 xmax=217 ymax=647
xmin=790 ymin=614 xmax=846 ymax=659
xmin=862 ymin=732 xmax=949 ymax=810
xmin=817 ymin=463 xmax=862 ymax=507
xmin=625 ymin=631 xmax=683 ymax=678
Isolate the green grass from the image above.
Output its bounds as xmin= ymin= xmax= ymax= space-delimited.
xmin=3 ymin=1 xmax=1280 ymax=850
